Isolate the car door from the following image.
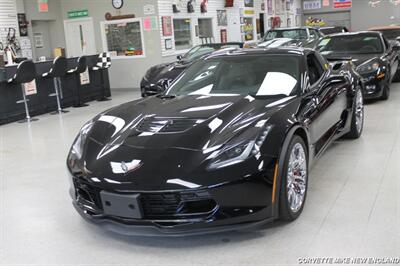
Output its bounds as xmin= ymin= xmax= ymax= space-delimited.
xmin=302 ymin=52 xmax=348 ymax=149
xmin=382 ymin=36 xmax=399 ymax=80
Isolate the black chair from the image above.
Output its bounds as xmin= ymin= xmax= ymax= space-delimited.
xmin=42 ymin=56 xmax=68 ymax=114
xmin=91 ymin=52 xmax=111 ymax=101
xmin=7 ymin=60 xmax=38 ymax=123
xmin=67 ymin=56 xmax=88 ymax=108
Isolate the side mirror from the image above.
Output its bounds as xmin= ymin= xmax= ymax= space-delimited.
xmin=177 ymin=55 xmax=183 ymax=60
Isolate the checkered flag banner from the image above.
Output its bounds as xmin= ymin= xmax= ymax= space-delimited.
xmin=93 ymin=52 xmax=111 ymax=70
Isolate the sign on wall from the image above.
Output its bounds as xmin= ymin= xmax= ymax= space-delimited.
xmin=37 ymin=0 xmax=48 ymax=12
xmin=143 ymin=4 xmax=155 ymax=15
xmin=303 ymin=0 xmax=321 ymax=10
xmin=323 ymin=0 xmax=330 ymax=6
xmin=333 ymin=0 xmax=351 ymax=8
xmin=68 ymin=10 xmax=89 ymax=19
xmin=161 ymin=16 xmax=172 ymax=36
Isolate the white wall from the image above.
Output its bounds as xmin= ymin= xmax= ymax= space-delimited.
xmin=0 ymin=0 xmax=19 ymax=44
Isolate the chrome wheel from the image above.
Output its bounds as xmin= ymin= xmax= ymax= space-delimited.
xmin=287 ymin=143 xmax=307 ymax=213
xmin=355 ymin=89 xmax=364 ymax=134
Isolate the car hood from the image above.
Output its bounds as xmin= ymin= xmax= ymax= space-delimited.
xmin=146 ymin=60 xmax=192 ymax=83
xmin=87 ymin=94 xmax=295 ymax=150
xmin=72 ymin=94 xmax=298 ymax=190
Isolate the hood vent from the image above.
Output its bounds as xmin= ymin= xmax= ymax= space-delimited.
xmin=136 ymin=117 xmax=202 ymax=133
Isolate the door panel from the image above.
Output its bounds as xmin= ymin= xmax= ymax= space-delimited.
xmin=305 ymin=54 xmax=348 ymax=146
xmin=64 ymin=18 xmax=96 ymax=57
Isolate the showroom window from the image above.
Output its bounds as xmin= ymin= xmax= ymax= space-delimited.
xmin=173 ymin=19 xmax=192 ymax=50
xmin=101 ymin=18 xmax=145 ymax=58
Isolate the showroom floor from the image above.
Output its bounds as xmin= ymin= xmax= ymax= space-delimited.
xmin=1 ymin=87 xmax=399 ymax=266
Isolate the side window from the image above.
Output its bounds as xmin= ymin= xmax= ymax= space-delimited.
xmin=309 ymin=29 xmax=318 ymax=39
xmin=306 ymin=54 xmax=324 ymax=86
xmin=383 ymin=37 xmax=390 ymax=50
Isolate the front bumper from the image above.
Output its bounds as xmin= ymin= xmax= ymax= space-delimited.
xmin=70 ymin=173 xmax=276 ymax=236
xmin=360 ymin=73 xmax=386 ymax=100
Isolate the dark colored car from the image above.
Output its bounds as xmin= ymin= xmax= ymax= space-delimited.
xmin=262 ymin=27 xmax=324 ymax=48
xmin=315 ymin=31 xmax=400 ymax=100
xmin=257 ymin=38 xmax=301 ymax=48
xmin=67 ymin=47 xmax=364 ymax=236
xmin=319 ymin=26 xmax=349 ymax=35
xmin=140 ymin=42 xmax=243 ymax=97
xmin=369 ymin=25 xmax=400 ymax=41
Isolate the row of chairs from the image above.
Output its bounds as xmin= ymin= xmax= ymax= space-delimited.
xmin=8 ymin=53 xmax=112 ymax=123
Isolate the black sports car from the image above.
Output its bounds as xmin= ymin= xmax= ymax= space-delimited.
xmin=315 ymin=31 xmax=400 ymax=100
xmin=262 ymin=27 xmax=324 ymax=48
xmin=140 ymin=42 xmax=243 ymax=97
xmin=67 ymin=47 xmax=364 ymax=236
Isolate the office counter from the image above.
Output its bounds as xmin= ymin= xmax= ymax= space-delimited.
xmin=0 ymin=55 xmax=111 ymax=125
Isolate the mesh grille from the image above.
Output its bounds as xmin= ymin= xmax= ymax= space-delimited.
xmin=136 ymin=117 xmax=199 ymax=133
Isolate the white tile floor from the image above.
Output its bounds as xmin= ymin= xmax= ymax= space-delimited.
xmin=1 ymin=87 xmax=399 ymax=266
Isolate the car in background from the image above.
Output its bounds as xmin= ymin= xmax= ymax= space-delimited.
xmin=369 ymin=25 xmax=400 ymax=41
xmin=67 ymin=47 xmax=364 ymax=236
xmin=140 ymin=42 xmax=243 ymax=97
xmin=315 ymin=31 xmax=400 ymax=100
xmin=370 ymin=26 xmax=400 ymax=81
xmin=261 ymin=26 xmax=324 ymax=48
xmin=319 ymin=26 xmax=349 ymax=35
xmin=257 ymin=38 xmax=301 ymax=48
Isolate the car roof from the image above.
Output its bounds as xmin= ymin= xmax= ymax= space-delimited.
xmin=205 ymin=47 xmax=312 ymax=59
xmin=369 ymin=25 xmax=400 ymax=30
xmin=197 ymin=42 xmax=243 ymax=47
xmin=268 ymin=26 xmax=318 ymax=31
xmin=324 ymin=31 xmax=382 ymax=38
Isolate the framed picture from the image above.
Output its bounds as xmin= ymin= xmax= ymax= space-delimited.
xmin=217 ymin=10 xmax=227 ymax=26
xmin=244 ymin=0 xmax=254 ymax=8
xmin=220 ymin=29 xmax=227 ymax=43
xmin=165 ymin=38 xmax=173 ymax=50
xmin=267 ymin=0 xmax=273 ymax=15
xmin=162 ymin=16 xmax=172 ymax=36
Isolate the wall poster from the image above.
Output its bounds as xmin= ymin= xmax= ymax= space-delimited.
xmin=220 ymin=29 xmax=227 ymax=43
xmin=162 ymin=16 xmax=172 ymax=36
xmin=217 ymin=10 xmax=227 ymax=26
xmin=243 ymin=17 xmax=254 ymax=41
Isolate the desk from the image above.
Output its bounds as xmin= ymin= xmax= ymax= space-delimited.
xmin=0 ymin=55 xmax=111 ymax=125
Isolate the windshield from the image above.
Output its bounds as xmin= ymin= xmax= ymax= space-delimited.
xmin=182 ymin=44 xmax=241 ymax=61
xmin=166 ymin=55 xmax=300 ymax=97
xmin=263 ymin=29 xmax=308 ymax=41
xmin=315 ymin=34 xmax=383 ymax=55
xmin=378 ymin=29 xmax=400 ymax=40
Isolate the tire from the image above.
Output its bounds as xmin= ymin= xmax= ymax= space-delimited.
xmin=345 ymin=87 xmax=364 ymax=139
xmin=279 ymin=135 xmax=308 ymax=221
xmin=381 ymin=84 xmax=390 ymax=101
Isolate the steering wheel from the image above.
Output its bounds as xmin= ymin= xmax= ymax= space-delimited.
xmin=360 ymin=45 xmax=376 ymax=53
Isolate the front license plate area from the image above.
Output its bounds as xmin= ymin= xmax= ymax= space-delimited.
xmin=100 ymin=191 xmax=143 ymax=219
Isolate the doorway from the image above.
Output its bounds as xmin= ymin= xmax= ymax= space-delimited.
xmin=259 ymin=13 xmax=265 ymax=38
xmin=64 ymin=17 xmax=96 ymax=57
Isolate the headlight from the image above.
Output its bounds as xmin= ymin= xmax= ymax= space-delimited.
xmin=357 ymin=61 xmax=380 ymax=74
xmin=207 ymin=124 xmax=273 ymax=170
xmin=71 ymin=120 xmax=94 ymax=159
